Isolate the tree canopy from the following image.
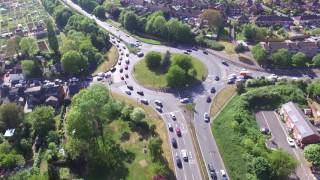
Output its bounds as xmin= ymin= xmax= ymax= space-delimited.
xmin=46 ymin=19 xmax=59 ymax=54
xmin=0 ymin=103 xmax=24 ymax=130
xmin=145 ymin=51 xmax=162 ymax=69
xmin=251 ymin=44 xmax=268 ymax=65
xmin=271 ymin=48 xmax=292 ymax=67
xmin=19 ymin=37 xmax=38 ymax=57
xmin=28 ymin=106 xmax=55 ymax=139
xmin=61 ymin=50 xmax=88 ymax=75
xmin=291 ymin=52 xmax=307 ymax=67
xmin=200 ymin=9 xmax=224 ymax=34
xmin=21 ymin=60 xmax=42 ymax=78
xmin=304 ymin=144 xmax=320 ymax=166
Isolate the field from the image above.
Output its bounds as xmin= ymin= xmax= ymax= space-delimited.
xmin=0 ymin=0 xmax=50 ymax=58
xmin=133 ymin=53 xmax=207 ymax=89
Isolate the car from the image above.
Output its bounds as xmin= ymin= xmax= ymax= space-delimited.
xmin=176 ymin=127 xmax=181 ymax=136
xmin=210 ymin=87 xmax=216 ymax=93
xmin=203 ymin=50 xmax=208 ymax=54
xmin=97 ymin=72 xmax=104 ymax=77
xmin=260 ymin=127 xmax=270 ymax=135
xmin=176 ymin=155 xmax=182 ymax=168
xmin=180 ymin=98 xmax=190 ymax=104
xmin=121 ymin=76 xmax=124 ymax=80
xmin=155 ymin=100 xmax=163 ymax=107
xmin=171 ymin=137 xmax=177 ymax=148
xmin=155 ymin=106 xmax=162 ymax=113
xmin=118 ymin=61 xmax=121 ymax=65
xmin=124 ymin=65 xmax=128 ymax=70
xmin=208 ymin=164 xmax=217 ymax=180
xmin=206 ymin=96 xmax=211 ymax=103
xmin=137 ymin=51 xmax=144 ymax=57
xmin=125 ymin=59 xmax=130 ymax=64
xmin=86 ymin=76 xmax=93 ymax=81
xmin=170 ymin=112 xmax=176 ymax=120
xmin=111 ymin=67 xmax=116 ymax=72
xmin=204 ymin=112 xmax=210 ymax=122
xmin=126 ymin=54 xmax=129 ymax=57
xmin=119 ymin=68 xmax=123 ymax=73
xmin=227 ymin=79 xmax=235 ymax=84
xmin=184 ymin=51 xmax=190 ymax=55
xmin=215 ymin=76 xmax=220 ymax=81
xmin=168 ymin=123 xmax=173 ymax=131
xmin=141 ymin=99 xmax=149 ymax=105
xmin=192 ymin=47 xmax=198 ymax=51
xmin=104 ymin=72 xmax=111 ymax=78
xmin=121 ymin=52 xmax=124 ymax=55
xmin=125 ymin=74 xmax=129 ymax=78
xmin=222 ymin=61 xmax=229 ymax=66
xmin=137 ymin=90 xmax=144 ymax=96
xmin=127 ymin=85 xmax=134 ymax=90
xmin=220 ymin=170 xmax=228 ymax=180
xmin=181 ymin=149 xmax=188 ymax=161
xmin=117 ymin=39 xmax=121 ymax=43
xmin=186 ymin=49 xmax=192 ymax=52
xmin=287 ymin=137 xmax=295 ymax=147
xmin=125 ymin=90 xmax=131 ymax=95
xmin=97 ymin=77 xmax=103 ymax=81
xmin=123 ymin=46 xmax=126 ymax=49
xmin=116 ymin=45 xmax=119 ymax=47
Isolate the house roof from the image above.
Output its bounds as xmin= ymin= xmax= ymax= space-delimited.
xmin=300 ymin=14 xmax=320 ymax=21
xmin=4 ymin=129 xmax=15 ymax=137
xmin=255 ymin=15 xmax=293 ymax=22
xmin=282 ymin=101 xmax=320 ymax=139
xmin=24 ymin=86 xmax=41 ymax=94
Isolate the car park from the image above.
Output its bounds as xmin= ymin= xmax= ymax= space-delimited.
xmin=204 ymin=113 xmax=210 ymax=122
xmin=287 ymin=137 xmax=295 ymax=147
xmin=127 ymin=85 xmax=133 ymax=90
xmin=181 ymin=149 xmax=188 ymax=161
xmin=140 ymin=99 xmax=149 ymax=105
xmin=168 ymin=123 xmax=173 ymax=131
xmin=125 ymin=90 xmax=131 ymax=95
xmin=176 ymin=127 xmax=181 ymax=136
xmin=172 ymin=138 xmax=177 ymax=148
xmin=137 ymin=90 xmax=144 ymax=96
xmin=155 ymin=100 xmax=163 ymax=107
xmin=176 ymin=155 xmax=182 ymax=168
xmin=208 ymin=164 xmax=217 ymax=180
xmin=170 ymin=112 xmax=176 ymax=120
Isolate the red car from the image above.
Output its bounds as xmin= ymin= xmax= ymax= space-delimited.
xmin=176 ymin=127 xmax=181 ymax=137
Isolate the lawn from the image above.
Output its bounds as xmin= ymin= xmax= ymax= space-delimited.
xmin=92 ymin=46 xmax=119 ymax=75
xmin=109 ymin=92 xmax=174 ymax=180
xmin=219 ymin=41 xmax=236 ymax=54
xmin=133 ymin=54 xmax=207 ymax=89
xmin=210 ymin=85 xmax=236 ymax=119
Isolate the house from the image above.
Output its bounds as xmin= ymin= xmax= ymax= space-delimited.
xmin=298 ymin=14 xmax=320 ymax=27
xmin=280 ymin=102 xmax=320 ymax=146
xmin=254 ymin=15 xmax=293 ymax=27
xmin=236 ymin=15 xmax=249 ymax=24
xmin=45 ymin=96 xmax=59 ymax=108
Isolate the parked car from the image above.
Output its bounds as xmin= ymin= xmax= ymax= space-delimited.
xmin=137 ymin=90 xmax=144 ymax=96
xmin=181 ymin=149 xmax=188 ymax=161
xmin=111 ymin=67 xmax=116 ymax=72
xmin=287 ymin=137 xmax=295 ymax=147
xmin=203 ymin=50 xmax=208 ymax=54
xmin=124 ymin=65 xmax=128 ymax=70
xmin=121 ymin=76 xmax=124 ymax=80
xmin=220 ymin=170 xmax=228 ymax=180
xmin=170 ymin=112 xmax=176 ymax=120
xmin=176 ymin=155 xmax=182 ymax=168
xmin=118 ymin=61 xmax=121 ymax=65
xmin=176 ymin=127 xmax=181 ymax=136
xmin=186 ymin=49 xmax=192 ymax=52
xmin=140 ymin=99 xmax=148 ymax=105
xmin=260 ymin=127 xmax=269 ymax=135
xmin=137 ymin=51 xmax=144 ymax=57
xmin=180 ymin=98 xmax=190 ymax=103
xmin=204 ymin=112 xmax=210 ymax=122
xmin=172 ymin=137 xmax=177 ymax=148
xmin=184 ymin=51 xmax=190 ymax=55
xmin=155 ymin=100 xmax=163 ymax=107
xmin=168 ymin=123 xmax=173 ymax=131
xmin=210 ymin=87 xmax=216 ymax=93
xmin=97 ymin=77 xmax=103 ymax=81
xmin=208 ymin=164 xmax=217 ymax=180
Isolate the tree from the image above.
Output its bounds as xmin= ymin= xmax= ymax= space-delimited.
xmin=130 ymin=107 xmax=146 ymax=122
xmin=291 ymin=52 xmax=307 ymax=67
xmin=19 ymin=37 xmax=38 ymax=57
xmin=94 ymin=5 xmax=106 ymax=19
xmin=21 ymin=60 xmax=42 ymax=78
xmin=161 ymin=51 xmax=171 ymax=67
xmin=271 ymin=48 xmax=292 ymax=67
xmin=123 ymin=11 xmax=139 ymax=32
xmin=0 ymin=103 xmax=24 ymax=130
xmin=172 ymin=54 xmax=193 ymax=72
xmin=252 ymin=157 xmax=272 ymax=180
xmin=0 ymin=142 xmax=25 ymax=169
xmin=200 ymin=9 xmax=224 ymax=34
xmin=166 ymin=65 xmax=187 ymax=88
xmin=145 ymin=51 xmax=162 ymax=69
xmin=152 ymin=16 xmax=168 ymax=38
xmin=61 ymin=50 xmax=88 ymax=75
xmin=54 ymin=6 xmax=73 ymax=28
xmin=242 ymin=24 xmax=257 ymax=42
xmin=251 ymin=44 xmax=268 ymax=65
xmin=28 ymin=106 xmax=55 ymax=139
xmin=304 ymin=144 xmax=320 ymax=166
xmin=148 ymin=137 xmax=162 ymax=161
xmin=269 ymin=149 xmax=297 ymax=178
xmin=312 ymin=54 xmax=320 ymax=67
xmin=46 ymin=19 xmax=59 ymax=54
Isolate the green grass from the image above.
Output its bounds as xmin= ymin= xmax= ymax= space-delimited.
xmin=133 ymin=53 xmax=207 ymax=89
xmin=93 ymin=46 xmax=119 ymax=75
xmin=219 ymin=41 xmax=236 ymax=54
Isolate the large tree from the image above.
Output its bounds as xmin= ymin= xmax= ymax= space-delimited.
xmin=145 ymin=51 xmax=162 ymax=69
xmin=271 ymin=48 xmax=292 ymax=67
xmin=313 ymin=54 xmax=320 ymax=67
xmin=252 ymin=157 xmax=272 ymax=180
xmin=304 ymin=144 xmax=320 ymax=166
xmin=172 ymin=54 xmax=193 ymax=72
xmin=123 ymin=11 xmax=139 ymax=32
xmin=21 ymin=60 xmax=42 ymax=78
xmin=46 ymin=19 xmax=59 ymax=54
xmin=19 ymin=37 xmax=38 ymax=57
xmin=61 ymin=50 xmax=88 ymax=75
xmin=28 ymin=106 xmax=55 ymax=139
xmin=0 ymin=103 xmax=24 ymax=130
xmin=93 ymin=5 xmax=106 ymax=19
xmin=166 ymin=65 xmax=187 ymax=88
xmin=130 ymin=107 xmax=146 ymax=122
xmin=200 ymin=9 xmax=224 ymax=34
xmin=251 ymin=44 xmax=268 ymax=65
xmin=269 ymin=150 xmax=297 ymax=178
xmin=291 ymin=52 xmax=307 ymax=67
xmin=54 ymin=5 xmax=73 ymax=28
xmin=148 ymin=137 xmax=162 ymax=161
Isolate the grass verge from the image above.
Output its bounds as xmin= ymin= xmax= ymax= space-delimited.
xmin=219 ymin=41 xmax=236 ymax=54
xmin=133 ymin=53 xmax=207 ymax=89
xmin=110 ymin=92 xmax=174 ymax=179
xmin=93 ymin=46 xmax=119 ymax=75
xmin=210 ymin=86 xmax=236 ymax=118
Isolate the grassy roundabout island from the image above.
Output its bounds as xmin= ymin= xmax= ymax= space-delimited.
xmin=133 ymin=51 xmax=208 ymax=89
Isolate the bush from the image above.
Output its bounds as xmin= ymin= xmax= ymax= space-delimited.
xmin=145 ymin=51 xmax=162 ymax=69
xmin=204 ymin=39 xmax=225 ymax=51
xmin=234 ymin=43 xmax=246 ymax=53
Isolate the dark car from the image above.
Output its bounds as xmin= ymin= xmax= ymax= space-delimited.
xmin=186 ymin=49 xmax=192 ymax=52
xmin=176 ymin=155 xmax=182 ymax=168
xmin=215 ymin=76 xmax=219 ymax=81
xmin=206 ymin=96 xmax=211 ymax=103
xmin=110 ymin=67 xmax=116 ymax=72
xmin=210 ymin=87 xmax=216 ymax=93
xmin=140 ymin=99 xmax=149 ymax=105
xmin=124 ymin=65 xmax=128 ymax=70
xmin=119 ymin=68 xmax=123 ymax=73
xmin=208 ymin=164 xmax=217 ymax=180
xmin=127 ymin=85 xmax=134 ymax=90
xmin=192 ymin=47 xmax=198 ymax=51
xmin=203 ymin=50 xmax=208 ymax=54
xmin=137 ymin=91 xmax=144 ymax=96
xmin=121 ymin=76 xmax=124 ymax=80
xmin=126 ymin=54 xmax=129 ymax=57
xmin=125 ymin=74 xmax=129 ymax=78
xmin=184 ymin=51 xmax=190 ymax=55
xmin=171 ymin=138 xmax=177 ymax=148
xmin=222 ymin=61 xmax=229 ymax=66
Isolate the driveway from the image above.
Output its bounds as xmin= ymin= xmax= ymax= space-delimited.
xmin=256 ymin=111 xmax=315 ymax=180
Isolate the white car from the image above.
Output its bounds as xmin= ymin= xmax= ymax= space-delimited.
xmin=170 ymin=112 xmax=176 ymax=120
xmin=220 ymin=170 xmax=228 ymax=180
xmin=181 ymin=149 xmax=188 ymax=161
xmin=204 ymin=113 xmax=210 ymax=122
xmin=180 ymin=98 xmax=190 ymax=103
xmin=97 ymin=72 xmax=104 ymax=77
xmin=287 ymin=137 xmax=295 ymax=147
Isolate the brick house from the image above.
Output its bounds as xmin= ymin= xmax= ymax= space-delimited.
xmin=280 ymin=102 xmax=320 ymax=146
xmin=254 ymin=15 xmax=293 ymax=27
xmin=298 ymin=14 xmax=320 ymax=27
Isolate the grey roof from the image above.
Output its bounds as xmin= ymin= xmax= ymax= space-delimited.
xmin=282 ymin=102 xmax=319 ymax=139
